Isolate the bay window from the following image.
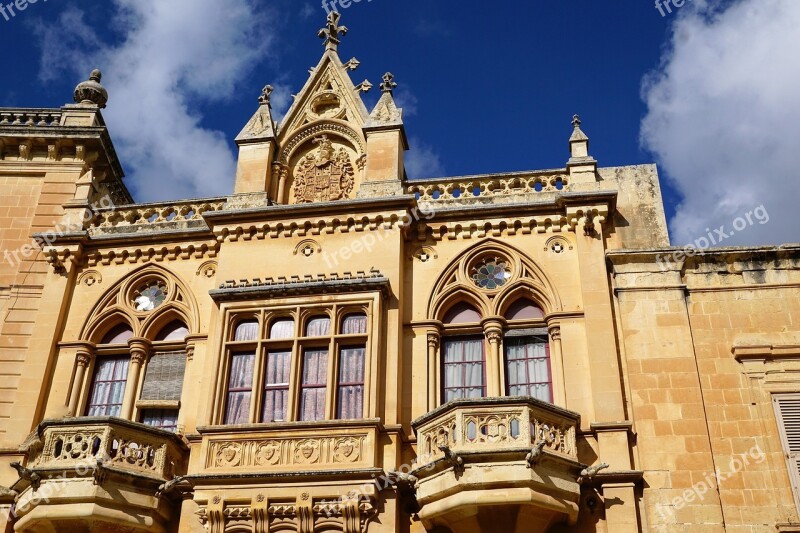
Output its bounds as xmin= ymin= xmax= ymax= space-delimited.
xmin=221 ymin=305 xmax=371 ymax=425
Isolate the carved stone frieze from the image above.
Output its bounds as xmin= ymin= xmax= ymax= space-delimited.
xmin=207 ymin=434 xmax=368 ymax=469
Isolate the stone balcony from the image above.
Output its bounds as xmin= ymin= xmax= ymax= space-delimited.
xmin=13 ymin=417 xmax=188 ymax=533
xmin=411 ymin=397 xmax=583 ymax=533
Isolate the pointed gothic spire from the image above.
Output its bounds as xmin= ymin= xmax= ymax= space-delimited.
xmin=570 ymin=114 xmax=589 ymax=142
xmin=236 ymin=85 xmax=276 ymax=143
xmin=318 ymin=11 xmax=348 ymax=52
xmin=567 ymin=113 xmax=597 ymax=178
xmin=368 ymin=74 xmax=403 ymax=126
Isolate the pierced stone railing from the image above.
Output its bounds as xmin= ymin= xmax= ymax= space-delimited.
xmin=30 ymin=418 xmax=187 ymax=482
xmin=87 ymin=197 xmax=227 ymax=234
xmin=406 ymin=170 xmax=569 ymax=203
xmin=413 ymin=397 xmax=579 ymax=465
xmin=0 ymin=108 xmax=63 ymax=127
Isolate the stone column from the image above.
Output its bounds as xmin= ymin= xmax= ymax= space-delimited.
xmin=274 ymin=163 xmax=288 ymax=204
xmin=122 ymin=338 xmax=150 ymax=420
xmin=548 ymin=324 xmax=566 ymax=405
xmin=482 ymin=318 xmax=505 ymax=397
xmin=68 ymin=343 xmax=95 ymax=416
xmin=427 ymin=331 xmax=440 ymax=410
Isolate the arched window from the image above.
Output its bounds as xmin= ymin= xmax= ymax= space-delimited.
xmin=504 ymin=298 xmax=544 ymax=321
xmin=503 ymin=298 xmax=552 ymax=402
xmin=87 ymin=324 xmax=134 ymax=417
xmin=140 ymin=320 xmax=190 ymax=432
xmin=443 ymin=302 xmax=482 ymax=324
xmin=306 ymin=316 xmax=331 ymax=337
xmin=337 ymin=313 xmax=367 ymax=419
xmin=155 ymin=320 xmax=189 ymax=341
xmin=441 ymin=302 xmax=485 ymax=402
xmin=101 ymin=324 xmax=134 ymax=345
xmin=224 ymin=319 xmax=259 ymax=424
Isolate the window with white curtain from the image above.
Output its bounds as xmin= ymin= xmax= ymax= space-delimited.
xmin=222 ymin=308 xmax=370 ymax=425
xmin=442 ymin=337 xmax=486 ymax=402
xmin=505 ymin=335 xmax=552 ymax=402
xmin=87 ymin=355 xmax=130 ymax=417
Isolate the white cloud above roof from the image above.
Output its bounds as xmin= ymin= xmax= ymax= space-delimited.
xmin=36 ymin=0 xmax=275 ymax=202
xmin=642 ymin=0 xmax=800 ymax=246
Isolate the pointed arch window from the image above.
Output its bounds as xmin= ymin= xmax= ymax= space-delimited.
xmin=86 ymin=324 xmax=134 ymax=417
xmin=138 ymin=320 xmax=189 ymax=432
xmin=441 ymin=302 xmax=486 ymax=402
xmin=503 ymin=298 xmax=552 ymax=402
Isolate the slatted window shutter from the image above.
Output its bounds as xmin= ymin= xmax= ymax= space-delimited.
xmin=141 ymin=351 xmax=187 ymax=401
xmin=773 ymin=394 xmax=800 ymax=513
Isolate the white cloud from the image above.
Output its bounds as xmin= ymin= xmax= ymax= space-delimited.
xmin=641 ymin=0 xmax=800 ymax=246
xmin=35 ymin=0 xmax=277 ymax=202
xmin=405 ymin=137 xmax=445 ymax=180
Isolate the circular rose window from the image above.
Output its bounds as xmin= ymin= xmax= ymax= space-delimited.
xmin=133 ymin=281 xmax=167 ymax=312
xmin=471 ymin=257 xmax=511 ymax=290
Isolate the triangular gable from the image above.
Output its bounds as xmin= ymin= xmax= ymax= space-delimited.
xmin=277 ymin=50 xmax=371 ymax=140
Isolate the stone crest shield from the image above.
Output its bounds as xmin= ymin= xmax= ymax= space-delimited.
xmin=292 ymin=135 xmax=355 ymax=203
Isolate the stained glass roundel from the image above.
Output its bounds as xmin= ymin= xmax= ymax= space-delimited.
xmin=134 ymin=283 xmax=166 ymax=312
xmin=471 ymin=258 xmax=511 ymax=290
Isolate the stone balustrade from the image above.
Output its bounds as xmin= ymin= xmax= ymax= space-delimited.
xmin=0 ymin=108 xmax=63 ymax=127
xmin=87 ymin=197 xmax=227 ymax=235
xmin=29 ymin=417 xmax=187 ymax=482
xmin=406 ymin=170 xmax=569 ymax=203
xmin=413 ymin=396 xmax=579 ymax=465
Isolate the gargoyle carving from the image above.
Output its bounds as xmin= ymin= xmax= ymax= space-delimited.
xmin=526 ymin=439 xmax=548 ymax=468
xmin=578 ymin=462 xmax=610 ymax=483
xmin=156 ymin=476 xmax=194 ymax=499
xmin=438 ymin=445 xmax=464 ymax=475
xmin=10 ymin=462 xmax=40 ymax=492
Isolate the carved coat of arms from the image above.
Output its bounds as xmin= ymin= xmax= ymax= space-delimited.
xmin=293 ymin=135 xmax=355 ymax=203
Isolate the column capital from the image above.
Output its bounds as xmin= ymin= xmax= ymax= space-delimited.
xmin=548 ymin=325 xmax=562 ymax=342
xmin=481 ymin=317 xmax=506 ymax=345
xmin=127 ymin=337 xmax=151 ymax=364
xmin=426 ymin=331 xmax=440 ymax=349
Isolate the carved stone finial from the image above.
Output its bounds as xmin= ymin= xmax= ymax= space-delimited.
xmin=259 ymin=85 xmax=274 ymax=106
xmin=572 ymin=114 xmax=582 ymax=128
xmin=318 ymin=11 xmax=348 ymax=51
xmin=380 ymin=72 xmax=398 ymax=94
xmin=73 ymin=69 xmax=109 ymax=108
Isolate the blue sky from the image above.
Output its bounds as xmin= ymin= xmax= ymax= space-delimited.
xmin=1 ymin=0 xmax=798 ymax=246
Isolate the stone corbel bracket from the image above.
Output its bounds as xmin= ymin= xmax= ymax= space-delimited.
xmin=566 ymin=204 xmax=609 ymax=236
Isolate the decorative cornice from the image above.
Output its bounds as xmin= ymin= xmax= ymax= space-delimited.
xmin=210 ymin=270 xmax=389 ymax=302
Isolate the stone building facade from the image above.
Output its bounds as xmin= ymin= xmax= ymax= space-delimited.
xmin=0 ymin=13 xmax=799 ymax=533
